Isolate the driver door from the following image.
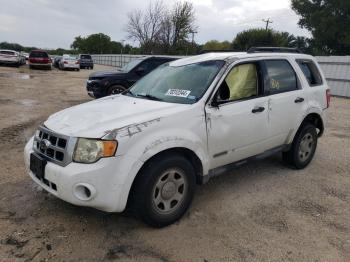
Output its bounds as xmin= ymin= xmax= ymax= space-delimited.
xmin=205 ymin=61 xmax=270 ymax=168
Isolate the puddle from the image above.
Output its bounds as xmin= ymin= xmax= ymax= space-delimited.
xmin=0 ymin=73 xmax=33 ymax=80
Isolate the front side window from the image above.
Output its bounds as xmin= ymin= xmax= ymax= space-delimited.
xmin=296 ymin=60 xmax=323 ymax=86
xmin=126 ymin=60 xmax=224 ymax=104
xmin=264 ymin=60 xmax=298 ymax=94
xmin=217 ymin=63 xmax=258 ymax=102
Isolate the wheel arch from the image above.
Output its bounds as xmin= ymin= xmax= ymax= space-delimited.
xmin=125 ymin=147 xmax=204 ymax=211
xmin=138 ymin=147 xmax=204 ymax=185
xmin=299 ymin=112 xmax=324 ymax=137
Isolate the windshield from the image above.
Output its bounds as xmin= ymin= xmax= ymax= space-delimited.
xmin=121 ymin=58 xmax=143 ymax=72
xmin=126 ymin=60 xmax=224 ymax=104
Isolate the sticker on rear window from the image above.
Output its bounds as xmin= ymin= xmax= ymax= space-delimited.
xmin=165 ymin=89 xmax=191 ymax=98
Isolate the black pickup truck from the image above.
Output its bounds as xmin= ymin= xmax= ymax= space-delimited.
xmin=86 ymin=56 xmax=177 ymax=98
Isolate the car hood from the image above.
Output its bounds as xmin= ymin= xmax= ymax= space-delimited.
xmin=89 ymin=70 xmax=124 ymax=79
xmin=44 ymin=95 xmax=189 ymax=138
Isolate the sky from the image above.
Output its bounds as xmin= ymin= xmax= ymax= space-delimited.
xmin=0 ymin=0 xmax=310 ymax=49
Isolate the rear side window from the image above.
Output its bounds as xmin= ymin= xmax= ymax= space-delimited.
xmin=296 ymin=60 xmax=323 ymax=86
xmin=30 ymin=51 xmax=48 ymax=58
xmin=264 ymin=60 xmax=298 ymax=94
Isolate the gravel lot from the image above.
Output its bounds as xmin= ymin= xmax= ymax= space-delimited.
xmin=0 ymin=64 xmax=349 ymax=262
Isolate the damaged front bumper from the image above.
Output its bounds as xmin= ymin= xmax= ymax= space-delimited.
xmin=24 ymin=137 xmax=139 ymax=212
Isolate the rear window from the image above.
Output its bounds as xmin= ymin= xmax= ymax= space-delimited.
xmin=30 ymin=51 xmax=49 ymax=58
xmin=296 ymin=60 xmax=323 ymax=86
xmin=0 ymin=51 xmax=16 ymax=55
xmin=81 ymin=55 xmax=91 ymax=59
xmin=264 ymin=60 xmax=298 ymax=94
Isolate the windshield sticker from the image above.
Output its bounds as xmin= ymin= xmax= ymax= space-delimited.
xmin=165 ymin=89 xmax=191 ymax=98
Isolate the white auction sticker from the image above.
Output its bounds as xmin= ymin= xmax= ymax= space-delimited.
xmin=165 ymin=89 xmax=191 ymax=98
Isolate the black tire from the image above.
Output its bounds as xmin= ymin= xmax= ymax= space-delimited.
xmin=129 ymin=153 xmax=196 ymax=227
xmin=107 ymin=84 xmax=126 ymax=95
xmin=283 ymin=123 xmax=318 ymax=169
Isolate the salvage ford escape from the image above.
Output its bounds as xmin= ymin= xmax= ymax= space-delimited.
xmin=24 ymin=48 xmax=330 ymax=227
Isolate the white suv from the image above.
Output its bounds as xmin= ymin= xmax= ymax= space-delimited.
xmin=24 ymin=48 xmax=330 ymax=227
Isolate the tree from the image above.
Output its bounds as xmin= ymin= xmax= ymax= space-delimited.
xmin=292 ymin=0 xmax=350 ymax=55
xmin=202 ymin=40 xmax=231 ymax=51
xmin=126 ymin=0 xmax=166 ymax=53
xmin=71 ymin=33 xmax=124 ymax=54
xmin=125 ymin=1 xmax=197 ymax=55
xmin=231 ymin=28 xmax=312 ymax=53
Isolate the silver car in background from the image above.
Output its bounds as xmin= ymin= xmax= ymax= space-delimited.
xmin=59 ymin=54 xmax=80 ymax=71
xmin=0 ymin=49 xmax=22 ymax=67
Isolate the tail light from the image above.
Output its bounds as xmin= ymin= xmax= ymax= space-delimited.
xmin=326 ymin=89 xmax=331 ymax=108
xmin=76 ymin=60 xmax=80 ymax=64
xmin=64 ymin=61 xmax=68 ymax=64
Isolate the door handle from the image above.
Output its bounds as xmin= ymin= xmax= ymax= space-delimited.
xmin=294 ymin=97 xmax=304 ymax=103
xmin=252 ymin=106 xmax=265 ymax=113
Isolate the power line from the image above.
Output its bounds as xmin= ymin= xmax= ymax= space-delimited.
xmin=262 ymin=18 xmax=273 ymax=30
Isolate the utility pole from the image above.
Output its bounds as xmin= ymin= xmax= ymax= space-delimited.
xmin=120 ymin=39 xmax=125 ymax=68
xmin=262 ymin=18 xmax=273 ymax=30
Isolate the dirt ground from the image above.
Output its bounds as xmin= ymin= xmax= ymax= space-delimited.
xmin=0 ymin=64 xmax=349 ymax=262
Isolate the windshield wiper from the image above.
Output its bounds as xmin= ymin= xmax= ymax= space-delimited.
xmin=123 ymin=90 xmax=135 ymax=96
xmin=135 ymin=93 xmax=163 ymax=101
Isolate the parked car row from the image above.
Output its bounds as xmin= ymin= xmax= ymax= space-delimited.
xmin=0 ymin=48 xmax=94 ymax=71
xmin=53 ymin=54 xmax=94 ymax=71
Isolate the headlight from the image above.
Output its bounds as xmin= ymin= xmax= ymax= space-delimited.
xmin=73 ymin=138 xmax=118 ymax=163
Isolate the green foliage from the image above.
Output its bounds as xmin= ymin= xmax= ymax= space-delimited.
xmin=231 ymin=28 xmax=313 ymax=54
xmin=0 ymin=42 xmax=38 ymax=53
xmin=70 ymin=33 xmax=141 ymax=54
xmin=203 ymin=40 xmax=231 ymax=51
xmin=292 ymin=0 xmax=350 ymax=55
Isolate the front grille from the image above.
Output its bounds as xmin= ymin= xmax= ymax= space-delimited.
xmin=33 ymin=126 xmax=76 ymax=166
xmin=86 ymin=80 xmax=101 ymax=92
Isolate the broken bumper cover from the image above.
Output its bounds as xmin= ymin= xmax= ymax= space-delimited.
xmin=24 ymin=137 xmax=139 ymax=212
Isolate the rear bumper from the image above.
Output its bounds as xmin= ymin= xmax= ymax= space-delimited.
xmin=61 ymin=64 xmax=79 ymax=69
xmin=0 ymin=60 xmax=19 ymax=65
xmin=29 ymin=63 xmax=51 ymax=68
xmin=80 ymin=62 xmax=93 ymax=67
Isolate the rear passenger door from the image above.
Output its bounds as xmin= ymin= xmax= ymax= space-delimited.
xmin=262 ymin=59 xmax=308 ymax=148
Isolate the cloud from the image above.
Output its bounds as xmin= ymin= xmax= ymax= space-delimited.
xmin=0 ymin=0 xmax=309 ymax=49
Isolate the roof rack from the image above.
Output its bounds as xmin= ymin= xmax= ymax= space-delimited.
xmin=247 ymin=47 xmax=303 ymax=54
xmin=199 ymin=49 xmax=237 ymax=54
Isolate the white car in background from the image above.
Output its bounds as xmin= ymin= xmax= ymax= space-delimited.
xmin=0 ymin=49 xmax=21 ymax=67
xmin=59 ymin=55 xmax=80 ymax=71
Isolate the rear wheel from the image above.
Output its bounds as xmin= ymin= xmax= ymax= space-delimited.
xmin=107 ymin=85 xmax=126 ymax=95
xmin=129 ymin=153 xmax=196 ymax=227
xmin=283 ymin=124 xmax=318 ymax=169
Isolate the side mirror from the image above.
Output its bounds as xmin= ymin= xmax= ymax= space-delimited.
xmin=211 ymin=95 xmax=220 ymax=108
xmin=135 ymin=67 xmax=145 ymax=75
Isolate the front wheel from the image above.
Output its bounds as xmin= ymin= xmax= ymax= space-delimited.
xmin=283 ymin=124 xmax=318 ymax=169
xmin=107 ymin=85 xmax=126 ymax=95
xmin=130 ymin=153 xmax=196 ymax=227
